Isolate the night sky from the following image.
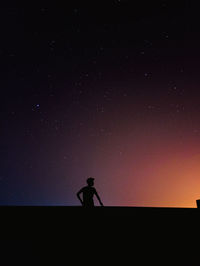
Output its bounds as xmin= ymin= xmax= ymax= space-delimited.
xmin=1 ymin=1 xmax=200 ymax=207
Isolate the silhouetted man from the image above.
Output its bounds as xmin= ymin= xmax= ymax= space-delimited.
xmin=77 ymin=177 xmax=103 ymax=207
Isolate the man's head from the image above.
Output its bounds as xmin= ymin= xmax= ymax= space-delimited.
xmin=87 ymin=177 xmax=94 ymax=187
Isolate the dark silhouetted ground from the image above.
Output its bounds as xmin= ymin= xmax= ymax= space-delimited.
xmin=1 ymin=206 xmax=200 ymax=265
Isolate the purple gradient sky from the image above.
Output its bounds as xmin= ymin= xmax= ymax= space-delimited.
xmin=1 ymin=1 xmax=200 ymax=207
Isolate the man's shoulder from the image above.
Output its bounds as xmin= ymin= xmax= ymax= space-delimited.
xmin=81 ymin=186 xmax=96 ymax=191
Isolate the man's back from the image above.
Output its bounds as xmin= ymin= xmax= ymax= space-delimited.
xmin=82 ymin=186 xmax=96 ymax=206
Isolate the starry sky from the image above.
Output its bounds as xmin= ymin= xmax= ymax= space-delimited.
xmin=1 ymin=1 xmax=200 ymax=207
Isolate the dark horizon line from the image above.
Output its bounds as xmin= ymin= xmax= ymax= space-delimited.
xmin=0 ymin=205 xmax=198 ymax=209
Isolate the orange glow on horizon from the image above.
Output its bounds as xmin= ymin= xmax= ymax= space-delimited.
xmin=126 ymin=152 xmax=200 ymax=208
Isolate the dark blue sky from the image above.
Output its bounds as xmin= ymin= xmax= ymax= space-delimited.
xmin=1 ymin=1 xmax=200 ymax=206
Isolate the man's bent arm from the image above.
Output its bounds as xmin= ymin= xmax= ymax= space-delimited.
xmin=77 ymin=189 xmax=83 ymax=205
